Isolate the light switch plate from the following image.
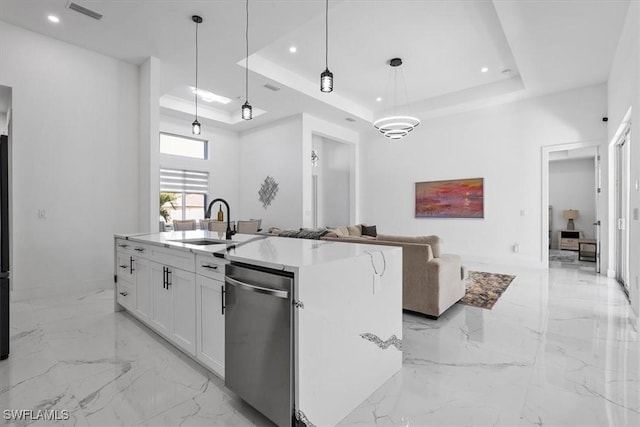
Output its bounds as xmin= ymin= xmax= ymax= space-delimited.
xmin=634 ymin=208 xmax=639 ymax=221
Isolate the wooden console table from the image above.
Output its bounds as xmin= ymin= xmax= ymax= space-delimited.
xmin=557 ymin=230 xmax=584 ymax=251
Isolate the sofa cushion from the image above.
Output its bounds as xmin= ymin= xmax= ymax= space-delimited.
xmin=347 ymin=224 xmax=362 ymax=236
xmin=377 ymin=234 xmax=441 ymax=258
xmin=361 ymin=225 xmax=377 ymax=237
xmin=333 ymin=226 xmax=349 ymax=237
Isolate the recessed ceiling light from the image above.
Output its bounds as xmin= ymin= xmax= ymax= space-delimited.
xmin=47 ymin=15 xmax=60 ymax=23
xmin=481 ymin=67 xmax=489 ymax=73
xmin=376 ymin=97 xmax=382 ymax=102
xmin=289 ymin=46 xmax=297 ymax=53
xmin=190 ymin=87 xmax=232 ymax=104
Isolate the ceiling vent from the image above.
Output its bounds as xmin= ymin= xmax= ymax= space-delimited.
xmin=263 ymin=84 xmax=281 ymax=92
xmin=345 ymin=117 xmax=356 ymax=122
xmin=67 ymin=2 xmax=103 ymax=20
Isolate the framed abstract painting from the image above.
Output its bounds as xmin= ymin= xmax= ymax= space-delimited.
xmin=415 ymin=178 xmax=484 ymax=218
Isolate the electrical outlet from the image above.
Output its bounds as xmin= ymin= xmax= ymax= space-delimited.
xmin=513 ymin=243 xmax=519 ymax=253
xmin=634 ymin=208 xmax=639 ymax=221
xmin=520 ymin=209 xmax=526 ymax=216
xmin=37 ymin=208 xmax=46 ymax=219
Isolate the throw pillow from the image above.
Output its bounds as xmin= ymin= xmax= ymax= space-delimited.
xmin=347 ymin=224 xmax=362 ymax=236
xmin=334 ymin=226 xmax=349 ymax=237
xmin=361 ymin=225 xmax=377 ymax=237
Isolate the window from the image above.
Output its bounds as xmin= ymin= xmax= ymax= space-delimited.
xmin=160 ymin=168 xmax=209 ymax=225
xmin=160 ymin=132 xmax=208 ymax=159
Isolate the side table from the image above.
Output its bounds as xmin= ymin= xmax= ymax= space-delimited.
xmin=578 ymin=239 xmax=597 ymax=262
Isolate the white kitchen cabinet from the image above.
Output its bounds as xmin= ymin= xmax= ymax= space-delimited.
xmin=116 ymin=247 xmax=151 ymax=323
xmin=172 ymin=268 xmax=196 ymax=354
xmin=116 ymin=281 xmax=135 ymax=312
xmin=150 ymin=261 xmax=174 ymax=336
xmin=149 ymin=260 xmax=196 ymax=355
xmin=195 ymin=275 xmax=225 ymax=378
xmin=133 ymin=257 xmax=150 ymax=322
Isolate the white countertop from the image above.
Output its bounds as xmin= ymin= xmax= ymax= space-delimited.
xmin=116 ymin=231 xmax=400 ymax=271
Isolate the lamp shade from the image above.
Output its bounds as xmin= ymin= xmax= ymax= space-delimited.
xmin=563 ymin=210 xmax=579 ymax=220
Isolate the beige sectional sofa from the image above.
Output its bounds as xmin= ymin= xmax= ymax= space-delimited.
xmin=320 ymin=225 xmax=465 ymax=318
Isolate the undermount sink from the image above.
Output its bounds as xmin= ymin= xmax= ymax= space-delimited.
xmin=170 ymin=238 xmax=231 ymax=246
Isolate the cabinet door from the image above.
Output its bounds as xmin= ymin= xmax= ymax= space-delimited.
xmin=134 ymin=257 xmax=150 ymax=322
xmin=150 ymin=261 xmax=173 ymax=336
xmin=172 ymin=268 xmax=196 ymax=355
xmin=196 ymin=275 xmax=225 ymax=377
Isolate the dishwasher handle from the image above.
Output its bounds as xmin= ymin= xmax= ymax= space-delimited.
xmin=224 ymin=276 xmax=289 ymax=299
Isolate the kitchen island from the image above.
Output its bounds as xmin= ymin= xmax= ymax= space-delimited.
xmin=114 ymin=231 xmax=402 ymax=426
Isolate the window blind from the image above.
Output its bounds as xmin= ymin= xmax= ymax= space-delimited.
xmin=160 ymin=168 xmax=209 ymax=194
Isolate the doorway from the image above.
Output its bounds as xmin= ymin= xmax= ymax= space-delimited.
xmin=542 ymin=143 xmax=601 ymax=272
xmin=311 ymin=135 xmax=352 ymax=228
xmin=614 ymin=127 xmax=631 ymax=295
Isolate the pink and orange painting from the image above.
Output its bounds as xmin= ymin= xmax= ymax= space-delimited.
xmin=415 ymin=178 xmax=484 ymax=218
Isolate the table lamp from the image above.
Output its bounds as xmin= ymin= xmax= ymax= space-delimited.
xmin=563 ymin=209 xmax=579 ymax=230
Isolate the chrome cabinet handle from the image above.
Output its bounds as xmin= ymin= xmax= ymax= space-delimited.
xmin=201 ymin=264 xmax=219 ymax=270
xmin=118 ymin=244 xmax=129 ymax=248
xmin=134 ymin=247 xmax=145 ymax=252
xmin=119 ymin=265 xmax=128 ymax=269
xmin=119 ymin=291 xmax=128 ymax=297
xmin=129 ymin=256 xmax=135 ymax=274
xmin=224 ymin=276 xmax=288 ymax=299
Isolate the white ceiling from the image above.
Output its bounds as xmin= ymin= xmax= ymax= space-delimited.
xmin=0 ymin=0 xmax=631 ymax=132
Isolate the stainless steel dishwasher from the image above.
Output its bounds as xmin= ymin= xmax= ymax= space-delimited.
xmin=224 ymin=262 xmax=294 ymax=426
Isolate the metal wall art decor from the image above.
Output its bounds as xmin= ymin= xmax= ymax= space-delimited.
xmin=258 ymin=176 xmax=279 ymax=209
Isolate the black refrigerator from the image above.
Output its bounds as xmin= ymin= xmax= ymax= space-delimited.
xmin=1 ymin=134 xmax=9 ymax=360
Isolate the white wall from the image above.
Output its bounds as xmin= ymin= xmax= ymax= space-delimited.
xmin=0 ymin=22 xmax=139 ymax=298
xmin=549 ymin=158 xmax=597 ymax=247
xmin=239 ymin=115 xmax=303 ymax=230
xmin=160 ymin=114 xmax=241 ymax=221
xmin=607 ymin=0 xmax=640 ymax=315
xmin=360 ymin=84 xmax=607 ymax=267
xmin=139 ymin=57 xmax=160 ymax=232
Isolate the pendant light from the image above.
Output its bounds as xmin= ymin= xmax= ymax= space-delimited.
xmin=373 ymin=58 xmax=420 ymax=140
xmin=320 ymin=0 xmax=333 ymax=93
xmin=241 ymin=0 xmax=252 ymax=120
xmin=191 ymin=15 xmax=203 ymax=135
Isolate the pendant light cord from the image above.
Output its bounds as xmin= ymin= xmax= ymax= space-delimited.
xmin=393 ymin=67 xmax=398 ymax=116
xmin=194 ymin=20 xmax=199 ymax=120
xmin=245 ymin=0 xmax=249 ymax=102
xmin=325 ymin=0 xmax=329 ymax=68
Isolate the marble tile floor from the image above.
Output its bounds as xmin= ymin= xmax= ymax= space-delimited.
xmin=1 ymin=262 xmax=638 ymax=426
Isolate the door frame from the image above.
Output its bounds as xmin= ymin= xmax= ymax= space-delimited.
xmin=607 ymin=107 xmax=632 ymax=280
xmin=541 ymin=140 xmax=602 ymax=266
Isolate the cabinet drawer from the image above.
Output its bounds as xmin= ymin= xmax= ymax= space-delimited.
xmin=116 ymin=252 xmax=134 ymax=279
xmin=196 ymin=254 xmax=227 ymax=280
xmin=117 ymin=282 xmax=136 ymax=311
xmin=115 ymin=239 xmax=149 ymax=257
xmin=149 ymin=245 xmax=195 ymax=272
